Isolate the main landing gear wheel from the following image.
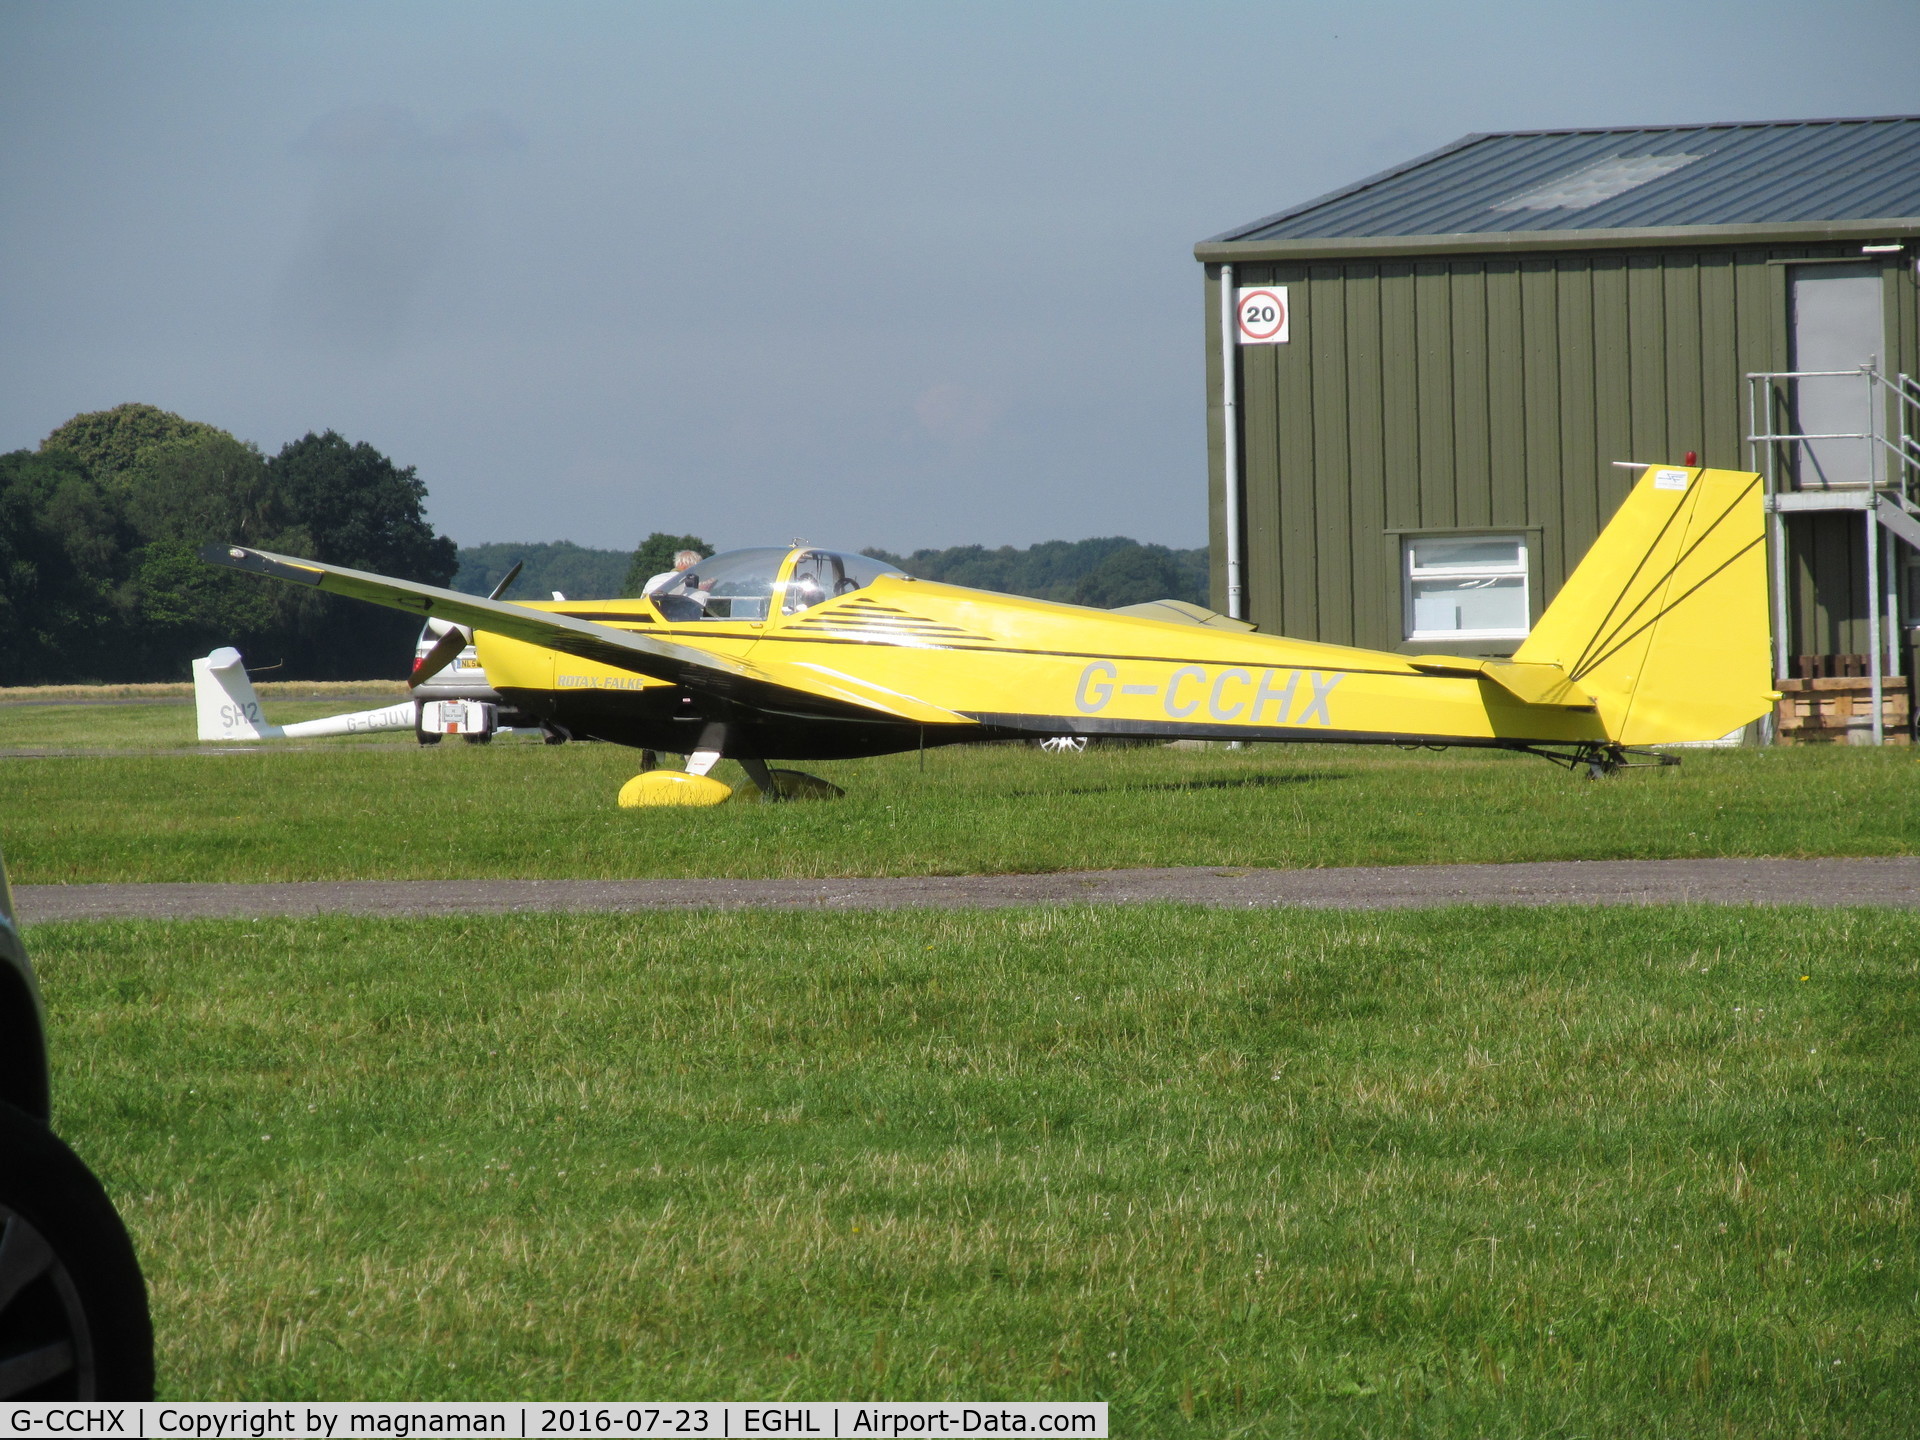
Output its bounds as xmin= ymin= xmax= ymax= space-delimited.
xmin=618 ymin=771 xmax=733 ymax=807
xmin=617 ymin=767 xmax=847 ymax=807
xmin=615 ymin=724 xmax=844 ymax=808
xmin=0 ymin=1105 xmax=154 ymax=1400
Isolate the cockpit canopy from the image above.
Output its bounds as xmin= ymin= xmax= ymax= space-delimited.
xmin=650 ymin=547 xmax=904 ymax=622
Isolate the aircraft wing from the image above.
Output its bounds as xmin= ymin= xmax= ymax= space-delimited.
xmin=200 ymin=544 xmax=969 ymax=725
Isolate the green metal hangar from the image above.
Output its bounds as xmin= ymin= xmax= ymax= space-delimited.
xmin=1195 ymin=116 xmax=1920 ymax=740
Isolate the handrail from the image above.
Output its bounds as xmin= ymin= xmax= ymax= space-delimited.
xmin=1744 ymin=363 xmax=1917 ymax=508
xmin=1747 ymin=367 xmax=1887 ymax=379
xmin=1745 ymin=362 xmax=1914 ymax=746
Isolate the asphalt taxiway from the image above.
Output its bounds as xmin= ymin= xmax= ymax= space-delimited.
xmin=15 ymin=856 xmax=1920 ymax=922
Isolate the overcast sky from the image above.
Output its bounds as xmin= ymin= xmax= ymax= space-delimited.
xmin=3 ymin=1 xmax=1916 ymax=554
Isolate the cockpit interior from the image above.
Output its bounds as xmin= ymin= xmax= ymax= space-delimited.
xmin=649 ymin=547 xmax=904 ymax=622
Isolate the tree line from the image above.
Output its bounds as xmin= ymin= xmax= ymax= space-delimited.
xmin=1 ymin=401 xmax=1210 ymax=686
xmin=0 ymin=404 xmax=456 ymax=683
xmin=449 ymin=533 xmax=710 ymax=603
xmin=453 ymin=535 xmax=1210 ymax=610
xmin=861 ymin=538 xmax=1209 ymax=609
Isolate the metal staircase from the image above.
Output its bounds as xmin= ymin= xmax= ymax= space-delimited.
xmin=1747 ymin=363 xmax=1920 ymax=743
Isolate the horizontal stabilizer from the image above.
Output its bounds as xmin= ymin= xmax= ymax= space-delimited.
xmin=1408 ymin=656 xmax=1595 ymax=709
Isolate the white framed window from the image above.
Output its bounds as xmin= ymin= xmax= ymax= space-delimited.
xmin=1403 ymin=534 xmax=1530 ymax=641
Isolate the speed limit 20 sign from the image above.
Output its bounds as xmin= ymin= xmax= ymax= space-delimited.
xmin=1235 ymin=286 xmax=1289 ymax=345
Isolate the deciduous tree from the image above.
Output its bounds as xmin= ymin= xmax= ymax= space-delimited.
xmin=0 ymin=449 xmax=125 ymax=681
xmin=261 ymin=431 xmax=458 ymax=678
xmin=3 ymin=408 xmax=462 ymax=682
xmin=40 ymin=403 xmax=229 ymax=486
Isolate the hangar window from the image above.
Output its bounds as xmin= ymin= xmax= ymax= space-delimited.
xmin=1403 ymin=535 xmax=1530 ymax=641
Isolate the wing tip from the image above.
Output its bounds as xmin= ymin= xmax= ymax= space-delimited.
xmin=198 ymin=542 xmax=326 ymax=587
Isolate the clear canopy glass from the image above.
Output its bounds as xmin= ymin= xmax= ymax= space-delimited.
xmin=780 ymin=550 xmax=904 ymax=615
xmin=649 ymin=547 xmax=903 ymax=621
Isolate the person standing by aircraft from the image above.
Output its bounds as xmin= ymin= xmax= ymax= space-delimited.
xmin=646 ymin=548 xmax=715 ymax=622
xmin=644 ymin=549 xmax=706 ymax=597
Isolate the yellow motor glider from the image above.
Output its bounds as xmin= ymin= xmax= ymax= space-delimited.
xmin=203 ymin=464 xmax=1775 ymax=805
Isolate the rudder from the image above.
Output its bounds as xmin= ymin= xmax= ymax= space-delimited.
xmin=193 ymin=647 xmax=284 ymax=741
xmin=1512 ymin=465 xmax=1772 ymax=745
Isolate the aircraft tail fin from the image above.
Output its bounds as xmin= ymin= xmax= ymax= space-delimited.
xmin=1512 ymin=465 xmax=1774 ymax=745
xmin=193 ymin=647 xmax=285 ymax=741
xmin=194 ymin=648 xmax=417 ymax=740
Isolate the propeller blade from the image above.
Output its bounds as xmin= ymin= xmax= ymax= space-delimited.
xmin=410 ymin=624 xmax=471 ymax=689
xmin=486 ymin=561 xmax=524 ymax=603
xmin=410 ymin=564 xmax=516 ymax=688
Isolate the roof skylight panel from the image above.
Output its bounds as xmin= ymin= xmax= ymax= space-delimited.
xmin=1489 ymin=153 xmax=1702 ymax=212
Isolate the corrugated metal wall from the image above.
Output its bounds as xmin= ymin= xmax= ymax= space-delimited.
xmin=1205 ymin=244 xmax=1920 ymax=663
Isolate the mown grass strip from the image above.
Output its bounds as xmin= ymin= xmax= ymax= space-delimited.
xmin=3 ymin=730 xmax=1917 ymax=883
xmin=34 ymin=904 xmax=1919 ymax=1433
xmin=0 ymin=680 xmax=407 ymax=703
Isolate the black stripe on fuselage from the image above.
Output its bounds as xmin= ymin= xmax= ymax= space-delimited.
xmin=962 ymin=712 xmax=1579 ymax=748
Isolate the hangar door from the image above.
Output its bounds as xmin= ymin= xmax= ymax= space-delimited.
xmin=1789 ymin=262 xmax=1884 ymax=488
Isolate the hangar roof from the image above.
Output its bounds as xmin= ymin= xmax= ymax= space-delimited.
xmin=1203 ymin=116 xmax=1920 ymax=252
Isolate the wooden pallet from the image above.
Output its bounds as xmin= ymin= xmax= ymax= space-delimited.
xmin=1775 ymin=658 xmax=1911 ymax=744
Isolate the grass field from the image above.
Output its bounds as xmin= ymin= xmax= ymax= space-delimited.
xmin=33 ymin=904 xmax=1917 ymax=1432
xmin=0 ymin=680 xmax=407 ymax=704
xmin=2 ymin=701 xmax=1917 ymax=882
xmin=0 ymin=698 xmax=418 ymax=753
